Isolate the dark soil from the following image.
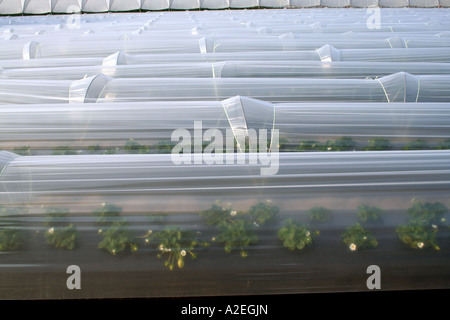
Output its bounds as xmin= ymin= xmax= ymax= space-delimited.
xmin=0 ymin=212 xmax=449 ymax=300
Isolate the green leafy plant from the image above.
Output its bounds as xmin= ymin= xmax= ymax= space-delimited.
xmin=437 ymin=139 xmax=450 ymax=150
xmin=12 ymin=146 xmax=32 ymax=156
xmin=93 ymin=202 xmax=123 ymax=226
xmin=124 ymin=138 xmax=150 ymax=154
xmin=98 ymin=220 xmax=137 ymax=255
xmin=86 ymin=145 xmax=104 ymax=154
xmin=357 ymin=205 xmax=384 ymax=223
xmin=43 ymin=207 xmax=79 ymax=250
xmin=45 ymin=225 xmax=78 ymax=250
xmin=406 ymin=200 xmax=447 ymax=225
xmin=144 ymin=226 xmax=208 ymax=270
xmin=363 ymin=138 xmax=392 ymax=151
xmin=199 ymin=202 xmax=233 ymax=226
xmin=278 ymin=219 xmax=319 ymax=251
xmin=154 ymin=140 xmax=176 ymax=154
xmin=52 ymin=146 xmax=78 ymax=155
xmin=278 ymin=137 xmax=295 ymax=152
xmin=308 ymin=207 xmax=332 ymax=223
xmin=396 ymin=220 xmax=440 ymax=250
xmin=102 ymin=147 xmax=119 ymax=155
xmin=341 ymin=223 xmax=378 ymax=251
xmin=0 ymin=228 xmax=26 ymax=251
xmin=200 ymin=201 xmax=276 ymax=257
xmin=247 ymin=201 xmax=279 ymax=225
xmin=326 ymin=137 xmax=357 ymax=151
xmin=402 ymin=140 xmax=430 ymax=150
xmin=93 ymin=203 xmax=137 ymax=255
xmin=395 ymin=199 xmax=447 ymax=251
xmin=296 ymin=140 xmax=322 ymax=152
xmin=216 ymin=218 xmax=257 ymax=258
xmin=0 ymin=206 xmax=28 ymax=251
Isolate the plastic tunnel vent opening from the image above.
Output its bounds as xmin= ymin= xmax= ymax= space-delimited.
xmin=0 ymin=151 xmax=19 ymax=177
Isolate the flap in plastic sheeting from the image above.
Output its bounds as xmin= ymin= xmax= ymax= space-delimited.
xmin=102 ymin=50 xmax=129 ymax=66
xmin=199 ymin=37 xmax=216 ymax=53
xmin=0 ymin=151 xmax=18 ymax=177
xmin=69 ymin=74 xmax=111 ymax=103
xmin=316 ymin=44 xmax=341 ymax=62
xmin=2 ymin=33 xmax=18 ymax=40
xmin=377 ymin=72 xmax=420 ymax=103
xmin=385 ymin=36 xmax=407 ymax=48
xmin=278 ymin=32 xmax=296 ymax=39
xmin=211 ymin=61 xmax=226 ymax=78
xmin=221 ymin=96 xmax=275 ymax=152
xmin=101 ymin=51 xmax=128 ymax=77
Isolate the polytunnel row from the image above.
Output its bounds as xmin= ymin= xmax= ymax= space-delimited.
xmin=0 ymin=8 xmax=450 ymax=299
xmin=1 ymin=0 xmax=450 ymax=15
xmin=1 ymin=72 xmax=450 ymax=104
xmin=1 ymin=98 xmax=450 ymax=155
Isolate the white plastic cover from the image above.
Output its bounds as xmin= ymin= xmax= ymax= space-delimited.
xmin=2 ymin=0 xmax=450 ymax=14
xmin=1 ymin=7 xmax=450 ymax=301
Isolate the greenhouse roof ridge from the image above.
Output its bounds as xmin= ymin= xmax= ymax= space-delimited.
xmin=0 ymin=0 xmax=449 ymax=15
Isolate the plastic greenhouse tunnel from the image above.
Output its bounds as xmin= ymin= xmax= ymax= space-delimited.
xmin=0 ymin=4 xmax=449 ymax=305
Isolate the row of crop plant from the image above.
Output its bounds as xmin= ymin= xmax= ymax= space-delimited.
xmin=1 ymin=199 xmax=447 ymax=270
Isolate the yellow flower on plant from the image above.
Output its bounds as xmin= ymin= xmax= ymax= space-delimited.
xmin=349 ymin=243 xmax=357 ymax=251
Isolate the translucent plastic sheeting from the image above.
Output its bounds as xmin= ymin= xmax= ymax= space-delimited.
xmin=273 ymin=101 xmax=450 ymax=143
xmin=3 ymin=151 xmax=446 ymax=214
xmin=2 ymin=21 xmax=450 ymax=44
xmin=0 ymin=98 xmax=449 ymax=155
xmin=2 ymin=61 xmax=450 ymax=80
xmin=0 ymin=79 xmax=73 ymax=104
xmin=0 ymin=150 xmax=449 ymax=298
xmin=4 ymin=46 xmax=450 ymax=71
xmin=1 ymin=72 xmax=449 ymax=104
xmin=0 ymin=100 xmax=231 ymax=152
xmin=1 ymin=7 xmax=449 ymax=28
xmin=2 ymin=36 xmax=450 ymax=60
xmin=6 ymin=30 xmax=450 ymax=46
xmin=95 ymin=73 xmax=450 ymax=103
xmin=1 ymin=0 xmax=449 ymax=14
